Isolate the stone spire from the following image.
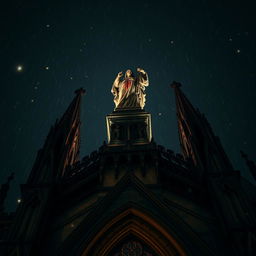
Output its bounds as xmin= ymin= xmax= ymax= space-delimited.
xmin=7 ymin=89 xmax=85 ymax=255
xmin=171 ymin=81 xmax=233 ymax=176
xmin=28 ymin=88 xmax=85 ymax=183
xmin=54 ymin=88 xmax=85 ymax=178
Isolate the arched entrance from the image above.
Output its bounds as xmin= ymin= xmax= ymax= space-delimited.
xmin=81 ymin=208 xmax=187 ymax=256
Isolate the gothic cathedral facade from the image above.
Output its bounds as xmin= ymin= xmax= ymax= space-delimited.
xmin=1 ymin=83 xmax=256 ymax=256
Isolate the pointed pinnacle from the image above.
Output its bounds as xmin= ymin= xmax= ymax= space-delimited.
xmin=74 ymin=88 xmax=86 ymax=95
xmin=170 ymin=81 xmax=182 ymax=88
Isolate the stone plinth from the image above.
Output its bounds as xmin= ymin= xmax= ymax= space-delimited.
xmin=106 ymin=110 xmax=152 ymax=146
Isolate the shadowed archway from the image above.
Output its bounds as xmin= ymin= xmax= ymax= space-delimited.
xmin=81 ymin=208 xmax=187 ymax=256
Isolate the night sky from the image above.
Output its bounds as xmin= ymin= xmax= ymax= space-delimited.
xmin=1 ymin=0 xmax=256 ymax=212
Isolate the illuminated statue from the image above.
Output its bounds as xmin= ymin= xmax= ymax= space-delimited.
xmin=111 ymin=68 xmax=149 ymax=109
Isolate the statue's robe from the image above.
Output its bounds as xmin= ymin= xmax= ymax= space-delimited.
xmin=111 ymin=72 xmax=149 ymax=109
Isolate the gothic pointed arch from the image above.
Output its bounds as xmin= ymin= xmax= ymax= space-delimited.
xmin=81 ymin=207 xmax=187 ymax=256
xmin=57 ymin=201 xmax=217 ymax=256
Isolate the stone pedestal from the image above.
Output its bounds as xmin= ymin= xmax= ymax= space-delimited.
xmin=106 ymin=110 xmax=152 ymax=146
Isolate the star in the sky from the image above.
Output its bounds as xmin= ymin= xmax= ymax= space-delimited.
xmin=16 ymin=65 xmax=23 ymax=72
xmin=236 ymin=49 xmax=241 ymax=53
xmin=45 ymin=66 xmax=49 ymax=70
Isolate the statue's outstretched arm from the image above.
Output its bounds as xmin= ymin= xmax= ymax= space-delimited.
xmin=113 ymin=71 xmax=123 ymax=88
xmin=111 ymin=72 xmax=123 ymax=96
xmin=137 ymin=68 xmax=149 ymax=87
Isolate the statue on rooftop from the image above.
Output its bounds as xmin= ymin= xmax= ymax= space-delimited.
xmin=111 ymin=68 xmax=149 ymax=110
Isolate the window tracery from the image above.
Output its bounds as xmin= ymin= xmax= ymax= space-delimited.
xmin=112 ymin=240 xmax=155 ymax=256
